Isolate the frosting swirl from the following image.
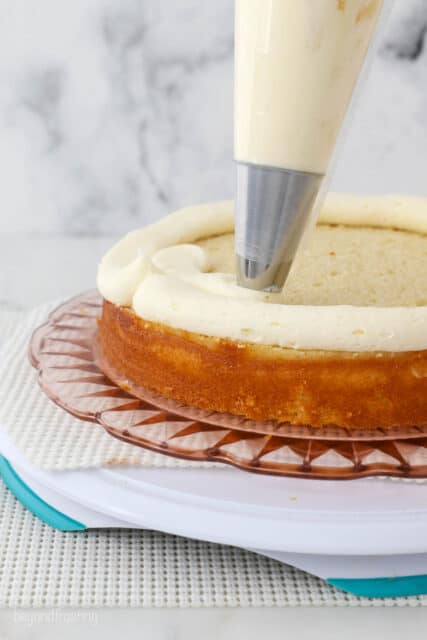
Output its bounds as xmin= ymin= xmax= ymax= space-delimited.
xmin=97 ymin=194 xmax=427 ymax=352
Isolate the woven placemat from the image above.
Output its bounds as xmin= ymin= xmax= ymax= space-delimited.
xmin=0 ymin=476 xmax=425 ymax=608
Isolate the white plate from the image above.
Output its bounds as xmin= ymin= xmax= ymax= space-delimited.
xmin=1 ymin=430 xmax=427 ymax=556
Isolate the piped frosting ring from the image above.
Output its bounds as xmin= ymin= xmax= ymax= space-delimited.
xmin=98 ymin=194 xmax=427 ymax=353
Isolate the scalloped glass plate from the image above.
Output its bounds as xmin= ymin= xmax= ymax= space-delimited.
xmin=29 ymin=292 xmax=427 ymax=480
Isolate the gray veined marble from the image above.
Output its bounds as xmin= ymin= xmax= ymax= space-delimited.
xmin=0 ymin=0 xmax=426 ymax=238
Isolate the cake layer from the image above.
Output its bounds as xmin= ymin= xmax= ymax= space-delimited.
xmin=97 ymin=194 xmax=427 ymax=428
xmin=196 ymin=226 xmax=427 ymax=307
xmin=98 ymin=300 xmax=427 ymax=429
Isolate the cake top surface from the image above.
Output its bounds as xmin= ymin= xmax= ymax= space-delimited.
xmin=97 ymin=194 xmax=427 ymax=352
xmin=197 ymin=225 xmax=427 ymax=308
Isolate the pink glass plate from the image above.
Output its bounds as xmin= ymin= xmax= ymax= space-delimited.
xmin=29 ymin=291 xmax=427 ymax=479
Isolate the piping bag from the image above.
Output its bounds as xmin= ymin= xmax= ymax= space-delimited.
xmin=234 ymin=0 xmax=389 ymax=292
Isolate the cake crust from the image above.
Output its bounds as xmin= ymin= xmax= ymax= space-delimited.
xmin=98 ymin=300 xmax=427 ymax=430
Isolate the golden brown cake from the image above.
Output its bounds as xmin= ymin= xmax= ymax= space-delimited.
xmin=97 ymin=194 xmax=427 ymax=430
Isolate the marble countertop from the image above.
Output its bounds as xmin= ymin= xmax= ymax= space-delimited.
xmin=0 ymin=233 xmax=112 ymax=310
xmin=1 ymin=605 xmax=427 ymax=639
xmin=0 ymin=0 xmax=426 ymax=237
xmin=1 ymin=0 xmax=427 ymax=312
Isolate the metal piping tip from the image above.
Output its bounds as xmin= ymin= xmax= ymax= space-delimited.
xmin=235 ymin=162 xmax=323 ymax=292
xmin=235 ymin=256 xmax=292 ymax=293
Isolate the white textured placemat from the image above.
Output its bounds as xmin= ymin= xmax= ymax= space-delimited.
xmin=0 ymin=302 xmax=215 ymax=470
xmin=0 ymin=476 xmax=425 ymax=608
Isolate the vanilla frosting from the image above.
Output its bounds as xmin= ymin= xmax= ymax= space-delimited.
xmin=235 ymin=0 xmax=383 ymax=173
xmin=97 ymin=194 xmax=427 ymax=352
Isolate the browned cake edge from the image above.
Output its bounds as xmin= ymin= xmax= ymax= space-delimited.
xmin=97 ymin=299 xmax=427 ymax=429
